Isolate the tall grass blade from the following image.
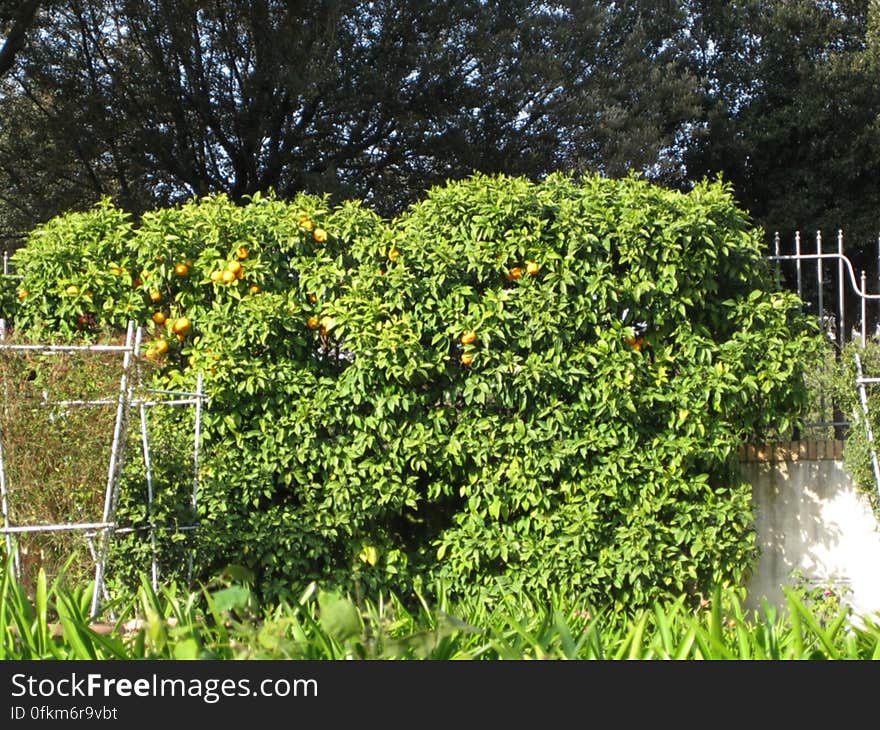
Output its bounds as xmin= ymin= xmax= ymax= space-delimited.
xmin=612 ymin=611 xmax=648 ymax=660
xmin=54 ymin=590 xmax=97 ymax=660
xmin=783 ymin=588 xmax=842 ymax=659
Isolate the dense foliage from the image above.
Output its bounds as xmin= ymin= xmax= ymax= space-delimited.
xmin=1 ymin=173 xmax=822 ymax=612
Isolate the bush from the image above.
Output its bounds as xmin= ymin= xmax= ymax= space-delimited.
xmin=3 ymin=174 xmax=823 ymax=614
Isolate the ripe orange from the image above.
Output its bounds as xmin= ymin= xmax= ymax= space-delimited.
xmin=299 ymin=217 xmax=314 ymax=231
xmin=313 ymin=228 xmax=328 ymax=243
xmin=308 ymin=294 xmax=318 ymax=304
xmin=307 ymin=315 xmax=319 ymax=330
xmin=221 ymin=269 xmax=236 ymax=284
xmin=17 ymin=290 xmax=28 ymax=300
xmin=461 ymin=353 xmax=474 ymax=366
xmin=507 ymin=266 xmax=523 ymax=281
xmin=65 ymin=285 xmax=79 ymax=296
xmin=210 ymin=270 xmax=223 ymax=282
xmin=526 ymin=261 xmax=540 ymax=276
xmin=226 ymin=260 xmax=243 ymax=276
xmin=388 ymin=247 xmax=401 ymax=261
xmin=236 ymin=246 xmax=249 ymax=260
xmin=144 ymin=348 xmax=158 ymax=360
xmin=172 ymin=316 xmax=191 ymax=335
xmin=149 ymin=289 xmax=162 ymax=303
xmin=154 ymin=338 xmax=169 ymax=355
xmin=460 ymin=330 xmax=477 ymax=345
xmin=174 ymin=262 xmax=189 ymax=277
xmin=249 ymin=284 xmax=261 ymax=294
xmin=152 ymin=311 xmax=167 ymax=325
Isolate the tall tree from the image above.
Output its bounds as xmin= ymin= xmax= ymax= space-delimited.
xmin=0 ymin=0 xmax=702 ymax=234
xmin=684 ymin=0 xmax=880 ymax=259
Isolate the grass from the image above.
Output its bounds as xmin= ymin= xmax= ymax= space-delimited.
xmin=3 ymin=559 xmax=880 ymax=660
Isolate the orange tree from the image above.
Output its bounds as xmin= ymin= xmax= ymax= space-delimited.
xmin=2 ymin=175 xmax=823 ymax=613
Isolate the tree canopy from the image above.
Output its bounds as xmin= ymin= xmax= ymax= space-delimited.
xmin=0 ymin=0 xmax=878 ymax=259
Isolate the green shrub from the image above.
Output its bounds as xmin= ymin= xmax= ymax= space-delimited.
xmin=3 ymin=174 xmax=824 ymax=614
xmin=9 ymin=200 xmax=140 ymax=338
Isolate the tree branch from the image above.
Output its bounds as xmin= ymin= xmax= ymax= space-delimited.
xmin=0 ymin=0 xmax=42 ymax=77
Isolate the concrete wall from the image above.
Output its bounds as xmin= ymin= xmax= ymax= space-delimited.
xmin=742 ymin=440 xmax=880 ymax=621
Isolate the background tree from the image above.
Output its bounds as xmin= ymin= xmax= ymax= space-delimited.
xmin=0 ymin=0 xmax=701 ymax=238
xmin=685 ymin=0 xmax=880 ymax=259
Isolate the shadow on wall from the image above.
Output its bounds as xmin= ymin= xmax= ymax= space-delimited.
xmin=743 ymin=454 xmax=880 ymax=622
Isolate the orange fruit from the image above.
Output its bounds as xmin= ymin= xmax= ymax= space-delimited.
xmin=460 ymin=330 xmax=477 ymax=345
xmin=144 ymin=348 xmax=158 ymax=360
xmin=174 ymin=262 xmax=189 ymax=277
xmin=172 ymin=316 xmax=191 ymax=335
xmin=307 ymin=315 xmax=319 ymax=330
xmin=249 ymin=284 xmax=261 ymax=294
xmin=152 ymin=311 xmax=167 ymax=325
xmin=461 ymin=353 xmax=474 ymax=366
xmin=17 ymin=290 xmax=28 ymax=300
xmin=526 ymin=261 xmax=540 ymax=276
xmin=236 ymin=246 xmax=249 ymax=260
xmin=313 ymin=228 xmax=328 ymax=243
xmin=388 ymin=247 xmax=401 ymax=261
xmin=149 ymin=289 xmax=162 ymax=303
xmin=221 ymin=269 xmax=236 ymax=284
xmin=226 ymin=260 xmax=243 ymax=276
xmin=210 ymin=270 xmax=223 ymax=282
xmin=308 ymin=294 xmax=318 ymax=304
xmin=507 ymin=266 xmax=523 ymax=281
xmin=299 ymin=217 xmax=314 ymax=231
xmin=176 ymin=333 xmax=186 ymax=342
xmin=65 ymin=285 xmax=79 ymax=296
xmin=154 ymin=338 xmax=169 ymax=355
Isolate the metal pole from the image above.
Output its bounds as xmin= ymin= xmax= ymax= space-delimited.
xmin=0 ymin=402 xmax=18 ymax=578
xmin=186 ymin=371 xmax=204 ymax=586
xmin=135 ymin=326 xmax=159 ymax=591
xmin=862 ymin=271 xmax=868 ymax=345
xmin=795 ymin=231 xmax=802 ymax=303
xmin=817 ymin=231 xmax=824 ymax=336
xmin=773 ymin=231 xmax=781 ymax=284
xmin=838 ymin=230 xmax=845 ymax=348
xmin=90 ymin=321 xmax=135 ymax=619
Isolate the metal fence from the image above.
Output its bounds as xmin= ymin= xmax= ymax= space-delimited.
xmin=769 ymin=230 xmax=880 ymax=347
xmin=0 ymin=319 xmax=207 ymax=619
xmin=769 ymin=229 xmax=880 ymax=500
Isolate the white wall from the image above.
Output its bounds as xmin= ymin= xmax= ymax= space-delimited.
xmin=743 ymin=455 xmax=880 ymax=622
